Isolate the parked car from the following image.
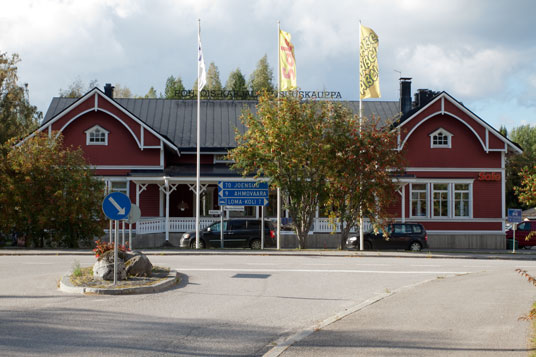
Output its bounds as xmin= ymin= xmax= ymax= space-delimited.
xmin=346 ymin=223 xmax=428 ymax=251
xmin=179 ymin=219 xmax=276 ymax=249
xmin=505 ymin=220 xmax=536 ymax=249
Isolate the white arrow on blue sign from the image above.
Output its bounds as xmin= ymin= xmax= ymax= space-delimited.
xmin=102 ymin=192 xmax=132 ymax=220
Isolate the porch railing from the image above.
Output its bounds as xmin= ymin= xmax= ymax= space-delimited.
xmin=136 ymin=217 xmax=371 ymax=235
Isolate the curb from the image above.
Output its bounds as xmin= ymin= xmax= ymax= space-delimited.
xmin=59 ymin=270 xmax=180 ymax=295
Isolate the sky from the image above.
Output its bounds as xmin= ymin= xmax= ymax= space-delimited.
xmin=1 ymin=0 xmax=535 ymax=131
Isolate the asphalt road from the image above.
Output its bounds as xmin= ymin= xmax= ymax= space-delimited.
xmin=0 ymin=252 xmax=535 ymax=356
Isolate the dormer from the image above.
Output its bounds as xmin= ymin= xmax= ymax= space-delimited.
xmin=85 ymin=125 xmax=109 ymax=146
xmin=429 ymin=128 xmax=453 ymax=149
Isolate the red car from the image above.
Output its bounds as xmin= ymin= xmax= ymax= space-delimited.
xmin=505 ymin=220 xmax=536 ymax=248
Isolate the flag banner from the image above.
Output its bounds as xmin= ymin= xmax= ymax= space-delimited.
xmin=360 ymin=24 xmax=380 ymax=99
xmin=279 ymin=29 xmax=297 ymax=91
xmin=198 ymin=31 xmax=207 ymax=91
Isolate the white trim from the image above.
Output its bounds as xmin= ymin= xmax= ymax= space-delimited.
xmin=160 ymin=144 xmax=165 ymax=167
xmin=397 ymin=92 xmax=522 ymax=154
xmin=501 ymin=151 xmax=505 ymax=232
xmin=85 ymin=124 xmax=109 ymax=146
xmin=41 ymin=88 xmax=180 ymax=154
xmin=94 ymin=93 xmax=98 ymax=111
xmin=400 ymin=110 xmax=487 ymax=151
xmin=408 ymin=218 xmax=502 ymax=223
xmin=429 ymin=128 xmax=453 ymax=149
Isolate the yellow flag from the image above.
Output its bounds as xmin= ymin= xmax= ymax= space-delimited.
xmin=279 ymin=29 xmax=297 ymax=91
xmin=360 ymin=25 xmax=381 ymax=99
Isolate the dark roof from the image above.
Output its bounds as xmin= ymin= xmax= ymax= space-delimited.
xmin=43 ymin=97 xmax=400 ymax=150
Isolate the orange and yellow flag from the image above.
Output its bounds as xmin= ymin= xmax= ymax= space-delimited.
xmin=279 ymin=29 xmax=297 ymax=91
xmin=360 ymin=25 xmax=381 ymax=99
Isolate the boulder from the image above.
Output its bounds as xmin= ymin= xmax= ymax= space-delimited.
xmin=125 ymin=253 xmax=153 ymax=277
xmin=93 ymin=250 xmax=127 ymax=281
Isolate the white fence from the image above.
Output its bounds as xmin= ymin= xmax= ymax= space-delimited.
xmin=136 ymin=217 xmax=371 ymax=235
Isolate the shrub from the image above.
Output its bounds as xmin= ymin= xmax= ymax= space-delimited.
xmin=93 ymin=239 xmax=128 ymax=258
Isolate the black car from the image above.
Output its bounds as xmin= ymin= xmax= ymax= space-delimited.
xmin=346 ymin=223 xmax=428 ymax=251
xmin=179 ymin=219 xmax=276 ymax=249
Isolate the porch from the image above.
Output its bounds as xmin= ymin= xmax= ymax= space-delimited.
xmin=135 ymin=217 xmax=372 ymax=235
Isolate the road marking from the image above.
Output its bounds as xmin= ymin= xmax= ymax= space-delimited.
xmin=411 ymin=264 xmax=441 ymax=267
xmin=175 ymin=267 xmax=468 ymax=275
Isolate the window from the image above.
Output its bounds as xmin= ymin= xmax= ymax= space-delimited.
xmin=432 ymin=184 xmax=449 ymax=217
xmin=85 ymin=125 xmax=109 ymax=145
xmin=214 ymin=154 xmax=234 ymax=164
xmin=111 ymin=181 xmax=128 ymax=194
xmin=410 ymin=182 xmax=472 ymax=219
xmin=429 ymin=128 xmax=453 ymax=148
xmin=454 ymin=184 xmax=470 ymax=217
xmin=411 ymin=184 xmax=428 ymax=217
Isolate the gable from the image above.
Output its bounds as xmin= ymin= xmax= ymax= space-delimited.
xmin=397 ymin=92 xmax=521 ymax=154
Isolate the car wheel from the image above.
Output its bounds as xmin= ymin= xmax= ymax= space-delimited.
xmin=190 ymin=239 xmax=205 ymax=249
xmin=250 ymin=239 xmax=262 ymax=250
xmin=409 ymin=241 xmax=422 ymax=251
xmin=363 ymin=241 xmax=372 ymax=250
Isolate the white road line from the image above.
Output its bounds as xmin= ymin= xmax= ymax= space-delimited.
xmin=411 ymin=264 xmax=441 ymax=267
xmin=175 ymin=268 xmax=468 ymax=275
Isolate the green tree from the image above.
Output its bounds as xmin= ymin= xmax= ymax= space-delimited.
xmin=164 ymin=75 xmax=185 ymax=99
xmin=144 ymin=86 xmax=157 ymax=99
xmin=506 ymin=125 xmax=536 ymax=209
xmin=59 ymin=78 xmax=99 ymax=97
xmin=248 ymin=55 xmax=275 ymax=94
xmin=206 ymin=62 xmax=222 ymax=91
xmin=0 ymin=52 xmax=40 ymax=144
xmin=225 ymin=68 xmax=248 ymax=99
xmin=0 ymin=132 xmax=105 ymax=248
xmin=324 ymin=113 xmax=405 ymax=249
xmin=230 ymin=92 xmax=337 ymax=248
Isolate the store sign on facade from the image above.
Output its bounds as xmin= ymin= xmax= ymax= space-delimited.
xmin=478 ymin=172 xmax=501 ymax=181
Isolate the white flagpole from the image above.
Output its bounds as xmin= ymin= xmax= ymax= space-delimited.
xmin=196 ymin=19 xmax=201 ymax=249
xmin=358 ymin=20 xmax=364 ymax=251
xmin=276 ymin=20 xmax=281 ymax=250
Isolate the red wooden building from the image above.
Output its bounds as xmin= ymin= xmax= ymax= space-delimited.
xmin=39 ymin=80 xmax=520 ymax=249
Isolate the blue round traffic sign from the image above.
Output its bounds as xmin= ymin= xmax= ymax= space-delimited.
xmin=102 ymin=192 xmax=132 ymax=220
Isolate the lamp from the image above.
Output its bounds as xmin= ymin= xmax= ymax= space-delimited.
xmin=178 ymin=200 xmax=189 ymax=211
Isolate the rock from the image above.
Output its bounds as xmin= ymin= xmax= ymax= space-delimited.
xmin=125 ymin=253 xmax=153 ymax=277
xmin=93 ymin=250 xmax=127 ymax=281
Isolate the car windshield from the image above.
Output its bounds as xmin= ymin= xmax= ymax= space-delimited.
xmin=208 ymin=221 xmax=227 ymax=232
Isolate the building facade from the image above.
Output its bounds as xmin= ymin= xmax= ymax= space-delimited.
xmin=39 ymin=82 xmax=520 ymax=249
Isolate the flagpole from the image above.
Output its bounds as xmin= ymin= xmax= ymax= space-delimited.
xmin=195 ymin=18 xmax=201 ymax=249
xmin=276 ymin=20 xmax=281 ymax=250
xmin=358 ymin=20 xmax=364 ymax=251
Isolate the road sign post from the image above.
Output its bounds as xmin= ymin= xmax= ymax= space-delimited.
xmin=508 ymin=208 xmax=522 ymax=253
xmin=102 ymin=192 xmax=132 ymax=285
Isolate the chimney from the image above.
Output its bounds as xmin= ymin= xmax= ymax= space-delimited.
xmin=104 ymin=83 xmax=114 ymax=98
xmin=400 ymin=77 xmax=412 ymax=116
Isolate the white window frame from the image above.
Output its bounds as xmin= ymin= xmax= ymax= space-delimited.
xmin=410 ymin=183 xmax=428 ymax=218
xmin=453 ymin=183 xmax=472 ymax=218
xmin=410 ymin=180 xmax=473 ymax=219
xmin=432 ymin=183 xmax=450 ymax=218
xmin=429 ymin=128 xmax=453 ymax=149
xmin=85 ymin=125 xmax=109 ymax=146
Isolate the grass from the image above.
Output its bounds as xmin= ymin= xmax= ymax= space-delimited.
xmin=69 ymin=265 xmax=171 ymax=289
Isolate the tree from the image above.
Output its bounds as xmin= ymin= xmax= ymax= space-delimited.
xmin=206 ymin=62 xmax=222 ymax=92
xmin=324 ymin=112 xmax=405 ymax=249
xmin=225 ymin=68 xmax=248 ymax=98
xmin=0 ymin=52 xmax=40 ymax=144
xmin=144 ymin=86 xmax=157 ymax=99
xmin=0 ymin=132 xmax=105 ymax=248
xmin=59 ymin=78 xmax=98 ymax=97
xmin=164 ymin=75 xmax=185 ymax=99
xmin=230 ymin=92 xmax=338 ymax=248
xmin=248 ymin=55 xmax=275 ymax=94
xmin=113 ymin=83 xmax=134 ymax=98
xmin=506 ymin=125 xmax=536 ymax=209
